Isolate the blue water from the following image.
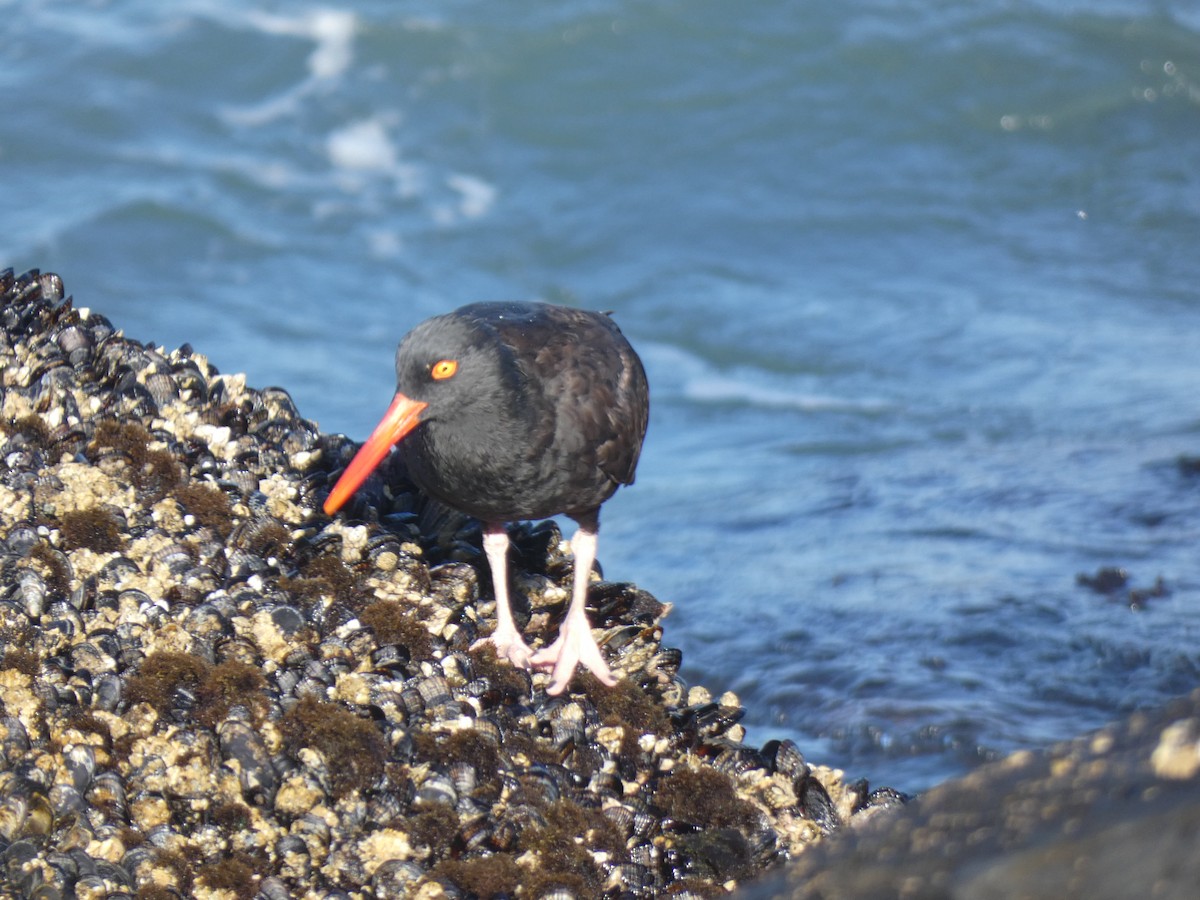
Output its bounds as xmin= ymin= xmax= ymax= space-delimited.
xmin=4 ymin=1 xmax=1200 ymax=792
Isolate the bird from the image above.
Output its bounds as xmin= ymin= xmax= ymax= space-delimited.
xmin=323 ymin=301 xmax=649 ymax=695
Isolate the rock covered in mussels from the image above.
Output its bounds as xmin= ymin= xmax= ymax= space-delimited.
xmin=0 ymin=269 xmax=895 ymax=899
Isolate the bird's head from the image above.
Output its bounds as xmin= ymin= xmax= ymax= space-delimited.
xmin=322 ymin=313 xmax=513 ymax=515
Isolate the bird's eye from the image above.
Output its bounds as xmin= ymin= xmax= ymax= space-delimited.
xmin=431 ymin=359 xmax=458 ymax=380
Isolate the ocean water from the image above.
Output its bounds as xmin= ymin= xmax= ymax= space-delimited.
xmin=4 ymin=0 xmax=1199 ymax=792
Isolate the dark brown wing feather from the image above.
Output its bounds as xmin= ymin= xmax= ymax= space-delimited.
xmin=460 ymin=302 xmax=649 ymax=509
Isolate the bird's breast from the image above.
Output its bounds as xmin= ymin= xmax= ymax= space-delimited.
xmin=401 ymin=417 xmax=620 ymax=522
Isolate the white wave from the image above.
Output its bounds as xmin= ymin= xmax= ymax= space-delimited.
xmin=685 ymin=376 xmax=887 ymax=413
xmin=447 ymin=174 xmax=498 ymax=220
xmin=327 ymin=118 xmax=398 ymax=173
xmin=642 ymin=342 xmax=890 ymax=414
xmin=324 ymin=116 xmax=426 ymax=200
xmin=243 ymin=8 xmax=356 ymax=80
xmin=219 ymin=8 xmax=357 ymax=127
xmin=431 ymin=173 xmax=499 ymax=224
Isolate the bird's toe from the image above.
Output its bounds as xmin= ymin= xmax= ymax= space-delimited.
xmin=532 ymin=626 xmax=618 ymax=695
xmin=472 ymin=633 xmax=535 ymax=671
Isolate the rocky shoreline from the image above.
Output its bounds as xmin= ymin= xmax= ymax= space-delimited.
xmin=738 ymin=687 xmax=1200 ymax=899
xmin=0 ymin=269 xmax=900 ymax=899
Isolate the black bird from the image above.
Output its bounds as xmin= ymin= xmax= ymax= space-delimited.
xmin=323 ymin=302 xmax=649 ymax=695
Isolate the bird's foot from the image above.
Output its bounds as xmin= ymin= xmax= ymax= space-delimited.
xmin=471 ymin=627 xmax=536 ymax=671
xmin=530 ymin=616 xmax=617 ymax=696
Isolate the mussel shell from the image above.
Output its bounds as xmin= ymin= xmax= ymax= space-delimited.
xmin=218 ymin=719 xmax=278 ymax=805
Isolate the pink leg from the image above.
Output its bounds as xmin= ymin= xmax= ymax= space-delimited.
xmin=471 ymin=523 xmax=535 ymax=669
xmin=530 ymin=523 xmax=617 ymax=694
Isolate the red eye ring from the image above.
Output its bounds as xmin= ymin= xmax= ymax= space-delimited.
xmin=431 ymin=359 xmax=458 ymax=380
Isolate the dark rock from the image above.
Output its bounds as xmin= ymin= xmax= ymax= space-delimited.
xmin=736 ymin=690 xmax=1200 ymax=900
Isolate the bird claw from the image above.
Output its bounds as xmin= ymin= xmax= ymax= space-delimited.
xmin=471 ymin=630 xmax=535 ymax=671
xmin=531 ymin=620 xmax=618 ymax=695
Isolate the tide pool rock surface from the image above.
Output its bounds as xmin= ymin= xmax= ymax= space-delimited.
xmin=0 ymin=269 xmax=890 ymax=899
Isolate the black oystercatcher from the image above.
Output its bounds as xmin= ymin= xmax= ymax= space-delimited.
xmin=323 ymin=302 xmax=649 ymax=695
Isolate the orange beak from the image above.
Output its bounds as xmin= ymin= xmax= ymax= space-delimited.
xmin=323 ymin=392 xmax=429 ymax=515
